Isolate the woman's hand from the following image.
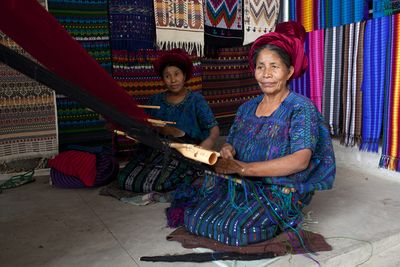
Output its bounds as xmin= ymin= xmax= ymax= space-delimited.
xmin=199 ymin=125 xmax=220 ymax=150
xmin=220 ymin=143 xmax=236 ymax=159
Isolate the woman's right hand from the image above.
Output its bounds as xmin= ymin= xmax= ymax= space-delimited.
xmin=220 ymin=143 xmax=236 ymax=159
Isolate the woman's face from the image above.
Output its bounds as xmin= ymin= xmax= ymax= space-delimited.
xmin=162 ymin=66 xmax=186 ymax=94
xmin=254 ymin=48 xmax=294 ymax=96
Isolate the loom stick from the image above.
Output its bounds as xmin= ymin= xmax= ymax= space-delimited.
xmin=140 ymin=252 xmax=275 ymax=262
xmin=137 ymin=105 xmax=161 ymax=109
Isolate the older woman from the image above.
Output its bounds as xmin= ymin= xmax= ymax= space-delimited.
xmin=118 ymin=49 xmax=220 ymax=193
xmin=184 ymin=21 xmax=336 ymax=246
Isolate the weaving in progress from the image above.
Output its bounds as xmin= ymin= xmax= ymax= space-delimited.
xmin=0 ymin=1 xmax=336 ymax=264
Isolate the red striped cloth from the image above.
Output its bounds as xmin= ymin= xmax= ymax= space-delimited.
xmin=48 ymin=151 xmax=97 ymax=186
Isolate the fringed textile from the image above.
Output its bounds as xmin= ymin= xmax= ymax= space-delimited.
xmin=204 ymin=0 xmax=243 ymax=56
xmin=153 ymin=0 xmax=205 ymax=56
xmin=201 ymin=45 xmax=260 ymax=135
xmin=360 ymin=16 xmax=389 ymax=152
xmin=243 ymin=0 xmax=279 ymax=45
xmin=380 ymin=13 xmax=400 ymax=172
xmin=112 ymin=49 xmax=202 ymax=104
xmin=0 ymin=1 xmax=58 ymax=164
xmin=340 ymin=22 xmax=363 ymax=147
xmin=109 ymin=0 xmax=155 ymax=52
xmin=322 ymin=25 xmax=344 ymax=136
xmin=48 ymin=0 xmax=115 ymax=152
xmin=355 ymin=21 xmax=366 ymax=146
xmin=308 ymin=29 xmax=324 ymax=113
xmin=290 ymin=34 xmax=310 ymax=99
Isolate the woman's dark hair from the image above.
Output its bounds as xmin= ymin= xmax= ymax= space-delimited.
xmin=251 ymin=44 xmax=292 ymax=71
xmin=159 ymin=62 xmax=186 ymax=79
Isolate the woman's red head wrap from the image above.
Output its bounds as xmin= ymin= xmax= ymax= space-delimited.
xmin=248 ymin=21 xmax=308 ymax=82
xmin=153 ymin=48 xmax=194 ymax=81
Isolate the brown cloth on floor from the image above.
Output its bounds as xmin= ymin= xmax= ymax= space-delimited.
xmin=167 ymin=226 xmax=332 ymax=256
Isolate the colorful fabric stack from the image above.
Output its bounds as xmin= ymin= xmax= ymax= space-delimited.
xmin=0 ymin=30 xmax=58 ymax=164
xmin=290 ymin=35 xmax=310 ymax=99
xmin=204 ymin=0 xmax=243 ymax=55
xmin=201 ymin=45 xmax=260 ymax=135
xmin=373 ymin=0 xmax=395 ymax=18
xmin=48 ymin=0 xmax=114 ymax=153
xmin=308 ymin=29 xmax=324 ymax=113
xmin=380 ymin=13 xmax=400 ymax=171
xmin=243 ymin=0 xmax=279 ymax=45
xmin=360 ymin=16 xmax=389 ymax=152
xmin=153 ymin=0 xmax=205 ymax=56
xmin=290 ymin=0 xmax=366 ymax=31
xmin=322 ymin=25 xmax=344 ymax=136
xmin=112 ymin=49 xmax=202 ymax=104
xmin=109 ymin=0 xmax=155 ymax=52
xmin=340 ymin=22 xmax=365 ymax=147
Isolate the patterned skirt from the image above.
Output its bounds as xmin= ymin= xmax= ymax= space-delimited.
xmin=184 ymin=180 xmax=308 ymax=246
xmin=118 ymin=144 xmax=196 ymax=193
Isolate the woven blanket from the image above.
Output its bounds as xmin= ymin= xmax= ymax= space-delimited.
xmin=112 ymin=49 xmax=202 ymax=104
xmin=290 ymin=0 xmax=365 ymax=30
xmin=0 ymin=0 xmax=58 ymax=164
xmin=243 ymin=0 xmax=279 ymax=45
xmin=380 ymin=13 xmax=400 ymax=171
xmin=360 ymin=16 xmax=389 ymax=152
xmin=201 ymin=45 xmax=260 ymax=135
xmin=153 ymin=0 xmax=204 ymax=56
xmin=340 ymin=22 xmax=364 ymax=147
xmin=109 ymin=0 xmax=155 ymax=52
xmin=308 ymin=29 xmax=324 ymax=113
xmin=48 ymin=0 xmax=115 ymax=153
xmin=322 ymin=25 xmax=344 ymax=136
xmin=290 ymin=35 xmax=310 ymax=99
xmin=204 ymin=0 xmax=243 ymax=55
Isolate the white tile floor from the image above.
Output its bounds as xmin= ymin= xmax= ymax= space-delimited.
xmin=2 ymin=139 xmax=400 ymax=267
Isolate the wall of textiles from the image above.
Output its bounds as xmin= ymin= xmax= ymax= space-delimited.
xmin=289 ymin=0 xmax=400 ymax=172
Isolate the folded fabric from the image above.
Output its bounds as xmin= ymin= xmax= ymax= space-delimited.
xmin=167 ymin=226 xmax=332 ymax=256
xmin=49 ymin=150 xmax=97 ymax=186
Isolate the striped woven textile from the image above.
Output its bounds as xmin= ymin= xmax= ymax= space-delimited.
xmin=153 ymin=0 xmax=204 ymax=56
xmin=290 ymin=34 xmax=310 ymax=99
xmin=204 ymin=0 xmax=243 ymax=55
xmin=243 ymin=0 xmax=279 ymax=45
xmin=48 ymin=0 xmax=114 ymax=153
xmin=0 ymin=0 xmax=58 ymax=164
xmin=290 ymin=0 xmax=365 ymax=31
xmin=322 ymin=25 xmax=344 ymax=136
xmin=340 ymin=22 xmax=364 ymax=147
xmin=373 ymin=0 xmax=396 ymax=19
xmin=201 ymin=45 xmax=260 ymax=135
xmin=308 ymin=29 xmax=324 ymax=113
xmin=380 ymin=13 xmax=400 ymax=171
xmin=360 ymin=16 xmax=390 ymax=152
xmin=109 ymin=0 xmax=155 ymax=52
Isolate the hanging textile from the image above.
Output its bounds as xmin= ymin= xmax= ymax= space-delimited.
xmin=203 ymin=0 xmax=243 ymax=55
xmin=0 ymin=0 xmax=58 ymax=164
xmin=290 ymin=34 xmax=310 ymax=99
xmin=201 ymin=45 xmax=259 ymax=135
xmin=340 ymin=22 xmax=364 ymax=147
xmin=48 ymin=0 xmax=114 ymax=153
xmin=380 ymin=13 xmax=400 ymax=171
xmin=322 ymin=25 xmax=344 ymax=136
xmin=153 ymin=0 xmax=205 ymax=56
xmin=290 ymin=0 xmax=366 ymax=31
xmin=109 ymin=0 xmax=155 ymax=52
xmin=112 ymin=49 xmax=202 ymax=105
xmin=243 ymin=0 xmax=279 ymax=45
xmin=360 ymin=16 xmax=389 ymax=152
xmin=308 ymin=29 xmax=324 ymax=113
